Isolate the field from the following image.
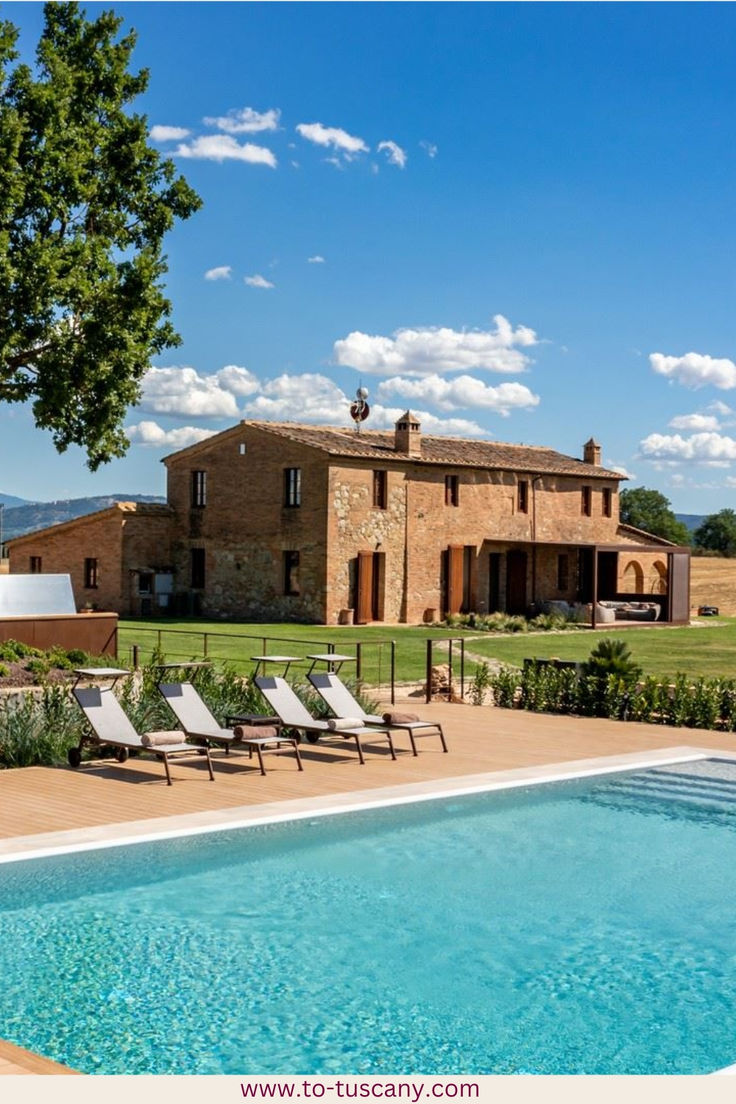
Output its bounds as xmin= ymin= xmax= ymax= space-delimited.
xmin=690 ymin=556 xmax=736 ymax=615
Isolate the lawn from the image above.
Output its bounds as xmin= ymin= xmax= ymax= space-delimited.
xmin=118 ymin=616 xmax=736 ymax=687
xmin=466 ymin=618 xmax=736 ymax=680
xmin=117 ymin=618 xmax=477 ymax=690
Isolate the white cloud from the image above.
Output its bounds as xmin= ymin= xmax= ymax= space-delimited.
xmin=377 ymin=140 xmax=407 ymax=169
xmin=368 ymin=405 xmax=486 ymax=437
xmin=203 ymin=107 xmax=280 ymax=134
xmin=214 ymin=364 xmax=260 ymax=397
xmin=639 ymin=431 xmax=736 ymax=462
xmin=244 ymin=373 xmax=347 ymax=423
xmin=419 ymin=140 xmax=438 ymax=158
xmin=175 ymin=135 xmax=277 ymax=167
xmin=708 ymin=400 xmax=734 ymax=416
xmin=308 ymin=255 xmax=325 ymax=264
xmin=241 ymin=373 xmax=486 ymax=436
xmin=244 ymin=274 xmax=274 ymax=289
xmin=296 ymin=122 xmax=368 ymax=159
xmin=650 ymin=351 xmax=736 ymax=390
xmin=126 ymin=421 xmax=217 ymax=449
xmin=377 ymin=374 xmax=539 ymax=416
xmin=334 ymin=315 xmax=538 ymax=377
xmin=605 ymin=459 xmax=636 ymax=480
xmin=139 ymin=366 xmax=241 ymax=418
xmin=668 ymin=413 xmax=721 ymax=431
xmin=150 ymin=124 xmax=191 ymax=142
xmin=204 ymin=265 xmax=232 ymax=281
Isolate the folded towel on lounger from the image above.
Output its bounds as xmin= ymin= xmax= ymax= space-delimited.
xmin=141 ymin=730 xmax=185 ymax=747
xmin=233 ymin=724 xmax=280 ymax=741
xmin=326 ymin=717 xmax=364 ymax=730
xmin=382 ymin=711 xmax=420 ymax=724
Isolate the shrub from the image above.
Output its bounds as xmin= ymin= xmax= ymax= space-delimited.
xmin=0 ymin=686 xmax=83 ymax=768
xmin=489 ymin=666 xmax=522 ymax=708
xmin=468 ymin=662 xmax=493 ymax=706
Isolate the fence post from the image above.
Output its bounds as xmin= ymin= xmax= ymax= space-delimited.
xmin=132 ymin=644 xmax=139 ymax=670
xmin=390 ymin=641 xmax=396 ymax=705
xmin=356 ymin=642 xmax=362 ymax=682
xmin=460 ymin=638 xmax=465 ymax=699
xmin=157 ymin=628 xmax=162 ymax=654
xmin=426 ymin=639 xmax=433 ymax=705
xmin=203 ymin=632 xmax=208 ymax=658
xmin=448 ymin=638 xmax=453 ymax=699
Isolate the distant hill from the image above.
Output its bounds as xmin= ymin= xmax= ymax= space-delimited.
xmin=2 ymin=494 xmax=166 ymax=541
xmin=676 ymin=513 xmax=706 ymax=534
xmin=0 ymin=492 xmax=31 ymax=508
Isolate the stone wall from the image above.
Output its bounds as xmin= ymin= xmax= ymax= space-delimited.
xmin=324 ymin=463 xmax=622 ymax=622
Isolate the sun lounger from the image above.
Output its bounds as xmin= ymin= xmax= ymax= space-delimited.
xmin=71 ymin=685 xmax=214 ymax=785
xmin=307 ymin=672 xmax=448 ymax=756
xmin=255 ymin=676 xmax=396 ymax=764
xmin=157 ymin=681 xmax=303 ymax=775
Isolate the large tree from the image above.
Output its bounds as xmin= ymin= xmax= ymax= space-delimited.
xmin=0 ymin=3 xmax=201 ymax=469
xmin=618 ymin=487 xmax=691 ymax=545
xmin=694 ymin=509 xmax=736 ymax=557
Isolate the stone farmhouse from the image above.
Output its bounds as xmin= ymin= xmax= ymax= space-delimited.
xmin=7 ymin=415 xmax=690 ymax=625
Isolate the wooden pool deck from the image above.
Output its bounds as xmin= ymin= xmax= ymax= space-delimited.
xmin=1 ymin=698 xmax=734 ymax=1073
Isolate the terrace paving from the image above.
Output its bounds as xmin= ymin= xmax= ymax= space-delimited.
xmin=1 ymin=698 xmax=734 ymax=1073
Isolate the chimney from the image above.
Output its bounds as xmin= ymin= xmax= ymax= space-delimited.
xmin=394 ymin=411 xmax=422 ymax=458
xmin=583 ymin=437 xmax=601 ymax=466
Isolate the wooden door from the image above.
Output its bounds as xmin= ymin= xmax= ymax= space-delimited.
xmin=446 ymin=545 xmax=464 ymax=615
xmin=506 ymin=550 xmax=528 ymax=614
xmin=356 ymin=551 xmax=374 ymax=624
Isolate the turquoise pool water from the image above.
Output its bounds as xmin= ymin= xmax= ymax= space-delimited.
xmin=1 ymin=759 xmax=736 ymax=1074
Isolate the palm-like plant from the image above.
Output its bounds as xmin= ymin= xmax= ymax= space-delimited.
xmin=582 ymin=638 xmax=642 ymax=683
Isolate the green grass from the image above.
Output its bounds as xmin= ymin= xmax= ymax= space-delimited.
xmin=466 ymin=618 xmax=736 ymax=679
xmin=117 ymin=618 xmax=477 ymax=688
xmin=118 ymin=616 xmax=736 ymax=687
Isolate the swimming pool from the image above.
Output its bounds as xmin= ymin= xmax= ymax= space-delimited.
xmin=1 ymin=757 xmax=736 ymax=1075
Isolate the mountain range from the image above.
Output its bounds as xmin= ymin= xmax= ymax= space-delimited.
xmin=0 ymin=494 xmax=166 ymax=542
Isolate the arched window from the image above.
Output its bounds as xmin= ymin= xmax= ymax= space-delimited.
xmin=652 ymin=560 xmax=667 ymax=595
xmin=622 ymin=559 xmax=644 ymax=593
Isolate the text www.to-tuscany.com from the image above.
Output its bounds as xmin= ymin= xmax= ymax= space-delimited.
xmin=241 ymin=1082 xmax=479 ymax=1101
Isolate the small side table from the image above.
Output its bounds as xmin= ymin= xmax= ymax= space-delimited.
xmin=225 ymin=712 xmax=281 ymax=729
xmin=73 ymin=667 xmax=131 ymax=689
xmin=250 ymin=655 xmax=301 ymax=678
xmin=305 ymin=653 xmax=356 ymax=676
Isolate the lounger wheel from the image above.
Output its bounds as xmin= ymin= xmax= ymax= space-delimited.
xmin=67 ymin=746 xmax=82 ymax=768
xmin=116 ymin=748 xmax=129 ymax=763
xmin=306 ymin=732 xmax=321 ymax=744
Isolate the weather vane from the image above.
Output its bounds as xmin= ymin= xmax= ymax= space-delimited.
xmin=350 ymin=385 xmax=370 ymax=431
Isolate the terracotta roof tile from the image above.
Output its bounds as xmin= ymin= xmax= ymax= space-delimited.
xmin=249 ymin=422 xmax=624 ymax=479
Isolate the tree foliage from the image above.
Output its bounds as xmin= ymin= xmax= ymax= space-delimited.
xmin=693 ymin=509 xmax=736 ymax=557
xmin=618 ymin=487 xmax=690 ymax=545
xmin=0 ymin=3 xmax=201 ymax=468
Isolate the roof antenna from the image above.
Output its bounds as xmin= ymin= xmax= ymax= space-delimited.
xmin=350 ymin=384 xmax=370 ymax=432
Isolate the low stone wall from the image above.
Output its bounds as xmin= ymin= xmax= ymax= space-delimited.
xmin=0 ymin=612 xmax=118 ymax=656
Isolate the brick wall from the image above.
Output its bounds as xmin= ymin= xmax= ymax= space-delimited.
xmin=8 ymin=512 xmax=124 ymax=612
xmin=165 ymin=425 xmax=330 ymax=621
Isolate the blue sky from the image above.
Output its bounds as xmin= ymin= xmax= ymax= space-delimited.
xmin=4 ymin=2 xmax=736 ymax=512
